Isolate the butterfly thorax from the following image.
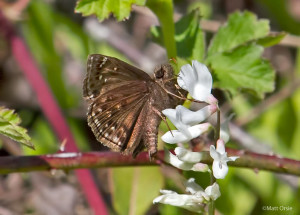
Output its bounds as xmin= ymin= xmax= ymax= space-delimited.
xmin=142 ymin=65 xmax=183 ymax=157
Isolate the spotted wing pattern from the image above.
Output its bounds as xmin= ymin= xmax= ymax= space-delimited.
xmin=83 ymin=54 xmax=152 ymax=154
xmin=83 ymin=54 xmax=151 ymax=101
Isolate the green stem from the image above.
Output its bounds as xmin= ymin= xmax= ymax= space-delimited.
xmin=208 ymin=201 xmax=215 ymax=215
xmin=214 ymin=109 xmax=221 ymax=144
xmin=208 ymin=170 xmax=216 ymax=215
xmin=146 ymin=0 xmax=177 ymax=59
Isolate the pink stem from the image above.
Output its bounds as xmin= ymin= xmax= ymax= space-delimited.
xmin=0 ymin=12 xmax=108 ymax=215
xmin=0 ymin=150 xmax=299 ymax=176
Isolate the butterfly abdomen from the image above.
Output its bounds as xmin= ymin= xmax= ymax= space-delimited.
xmin=143 ymin=111 xmax=161 ymax=157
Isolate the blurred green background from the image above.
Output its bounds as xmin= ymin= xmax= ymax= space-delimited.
xmin=0 ymin=0 xmax=299 ymax=214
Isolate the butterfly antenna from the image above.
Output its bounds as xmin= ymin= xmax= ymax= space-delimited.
xmin=164 ymin=88 xmax=208 ymax=105
xmin=169 ymin=57 xmax=177 ymax=64
xmin=163 ymin=77 xmax=177 ymax=84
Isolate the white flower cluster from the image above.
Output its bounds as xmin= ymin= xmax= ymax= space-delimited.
xmin=163 ymin=60 xmax=238 ymax=179
xmin=153 ymin=178 xmax=220 ymax=213
xmin=162 ymin=61 xmax=217 ymax=144
xmin=153 ymin=61 xmax=239 ymax=212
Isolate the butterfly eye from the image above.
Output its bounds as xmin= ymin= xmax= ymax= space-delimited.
xmin=155 ymin=67 xmax=164 ymax=79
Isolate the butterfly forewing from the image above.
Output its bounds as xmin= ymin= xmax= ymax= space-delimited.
xmin=84 ymin=54 xmax=152 ymax=154
xmin=83 ymin=54 xmax=151 ymax=101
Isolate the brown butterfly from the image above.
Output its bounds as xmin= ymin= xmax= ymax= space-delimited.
xmin=83 ymin=54 xmax=184 ymax=158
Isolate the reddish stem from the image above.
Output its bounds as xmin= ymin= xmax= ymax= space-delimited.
xmin=0 ymin=12 xmax=108 ymax=215
xmin=0 ymin=150 xmax=299 ymax=175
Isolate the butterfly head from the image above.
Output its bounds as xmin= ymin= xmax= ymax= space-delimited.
xmin=154 ymin=64 xmax=174 ymax=81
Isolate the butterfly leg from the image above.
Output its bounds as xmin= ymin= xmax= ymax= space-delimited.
xmin=175 ymin=84 xmax=186 ymax=98
xmin=151 ymin=106 xmax=174 ymax=136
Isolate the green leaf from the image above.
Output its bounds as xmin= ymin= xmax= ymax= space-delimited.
xmin=151 ymin=10 xmax=205 ymax=63
xmin=75 ymin=0 xmax=146 ymax=21
xmin=0 ymin=107 xmax=33 ymax=149
xmin=256 ymin=32 xmax=286 ymax=47
xmin=111 ymin=167 xmax=164 ymax=215
xmin=208 ymin=11 xmax=269 ymax=56
xmin=207 ymin=44 xmax=275 ymax=97
xmin=205 ymin=11 xmax=276 ymax=97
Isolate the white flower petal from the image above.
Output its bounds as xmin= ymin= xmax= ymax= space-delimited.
xmin=220 ymin=123 xmax=230 ymax=143
xmin=191 ymin=163 xmax=209 ymax=172
xmin=229 ymin=156 xmax=239 ymax=161
xmin=178 ymin=61 xmax=213 ymax=102
xmin=160 ymin=190 xmax=177 ymax=195
xmin=153 ymin=179 xmax=212 ymax=213
xmin=162 ymin=108 xmax=176 ymax=123
xmin=220 ymin=153 xmax=231 ymax=162
xmin=183 ymin=105 xmax=217 ymax=125
xmin=153 ymin=193 xmax=205 ymax=213
xmin=153 ymin=193 xmax=194 ymax=206
xmin=212 ymin=160 xmax=228 ymax=179
xmin=161 ymin=130 xmax=191 ymax=143
xmin=191 ymin=84 xmax=211 ymax=102
xmin=196 ymin=191 xmax=209 ymax=202
xmin=164 ymin=150 xmax=194 ymax=170
xmin=177 ymin=76 xmax=187 ymax=91
xmin=204 ymin=183 xmax=221 ymax=201
xmin=192 ymin=61 xmax=212 ymax=92
xmin=162 ymin=106 xmax=185 ymax=129
xmin=209 ymin=145 xmax=219 ymax=160
xmin=163 ymin=105 xmax=216 ymax=127
xmin=188 ymin=123 xmax=211 ymax=137
xmin=175 ymin=106 xmax=191 ymax=136
xmin=184 ymin=178 xmax=204 ymax=194
xmin=220 ymin=129 xmax=230 ymax=144
xmin=174 ymin=147 xmax=203 ymax=163
xmin=163 ymin=106 xmax=191 ymax=137
xmin=220 ymin=115 xmax=233 ymax=143
xmin=216 ymin=139 xmax=226 ymax=154
xmin=210 ymin=140 xmax=238 ymax=179
xmin=177 ymin=64 xmax=193 ymax=91
xmin=162 ymin=123 xmax=211 ymax=144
